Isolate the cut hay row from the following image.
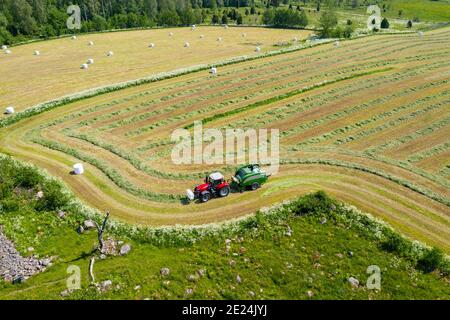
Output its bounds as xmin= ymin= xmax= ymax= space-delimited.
xmin=364 ymin=116 xmax=450 ymax=157
xmin=283 ymin=66 xmax=449 ymax=143
xmin=55 ymin=35 xmax=440 ymax=134
xmin=406 ymin=142 xmax=450 ymax=164
xmin=328 ymin=93 xmax=450 ymax=147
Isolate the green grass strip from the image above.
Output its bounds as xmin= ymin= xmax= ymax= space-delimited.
xmin=184 ymin=68 xmax=394 ymax=129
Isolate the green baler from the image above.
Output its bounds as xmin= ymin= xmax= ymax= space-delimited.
xmin=231 ymin=164 xmax=270 ymax=192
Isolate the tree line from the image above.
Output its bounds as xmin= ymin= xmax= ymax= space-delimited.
xmin=0 ymin=0 xmax=257 ymax=44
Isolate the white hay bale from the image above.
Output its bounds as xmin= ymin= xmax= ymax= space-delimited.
xmin=73 ymin=163 xmax=84 ymax=175
xmin=200 ymin=34 xmax=204 ymax=39
xmin=184 ymin=42 xmax=190 ymax=48
xmin=255 ymin=46 xmax=261 ymax=52
xmin=107 ymin=51 xmax=114 ymax=57
xmin=88 ymin=41 xmax=94 ymax=46
xmin=87 ymin=58 xmax=94 ymax=64
xmin=5 ymin=49 xmax=11 ymax=54
xmin=418 ymin=31 xmax=424 ymax=37
xmin=71 ymin=35 xmax=77 ymax=40
xmin=210 ymin=67 xmax=217 ymax=75
xmin=81 ymin=63 xmax=89 ymax=70
xmin=149 ymin=43 xmax=155 ymax=48
xmin=191 ymin=25 xmax=196 ymax=30
xmin=334 ymin=41 xmax=340 ymax=48
xmin=5 ymin=106 xmax=14 ymax=114
xmin=217 ymin=37 xmax=222 ymax=42
xmin=224 ymin=25 xmax=229 ymax=29
xmin=293 ymin=37 xmax=298 ymax=42
xmin=169 ymin=32 xmax=174 ymax=36
xmin=34 ymin=50 xmax=40 ymax=56
xmin=1 ymin=45 xmax=7 ymax=50
xmin=242 ymin=33 xmax=246 ymax=38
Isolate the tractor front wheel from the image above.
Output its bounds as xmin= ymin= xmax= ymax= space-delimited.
xmin=219 ymin=186 xmax=230 ymax=197
xmin=200 ymin=192 xmax=211 ymax=203
xmin=251 ymin=182 xmax=261 ymax=191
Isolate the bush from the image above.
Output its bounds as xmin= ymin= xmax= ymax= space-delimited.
xmin=35 ymin=180 xmax=71 ymax=211
xmin=290 ymin=191 xmax=335 ymax=216
xmin=417 ymin=247 xmax=445 ymax=273
xmin=381 ymin=18 xmax=389 ymax=29
xmin=381 ymin=231 xmax=412 ymax=257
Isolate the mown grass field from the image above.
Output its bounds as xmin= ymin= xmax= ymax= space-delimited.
xmin=0 ymin=26 xmax=309 ymax=117
xmin=0 ymin=27 xmax=449 ymax=254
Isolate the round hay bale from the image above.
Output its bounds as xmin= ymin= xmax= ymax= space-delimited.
xmin=73 ymin=163 xmax=85 ymax=175
xmin=149 ymin=43 xmax=155 ymax=48
xmin=107 ymin=51 xmax=114 ymax=57
xmin=191 ymin=25 xmax=196 ymax=30
xmin=255 ymin=46 xmax=261 ymax=52
xmin=224 ymin=24 xmax=229 ymax=29
xmin=217 ymin=37 xmax=222 ymax=42
xmin=87 ymin=58 xmax=94 ymax=64
xmin=241 ymin=33 xmax=246 ymax=38
xmin=88 ymin=41 xmax=94 ymax=46
xmin=5 ymin=106 xmax=14 ymax=114
xmin=334 ymin=41 xmax=340 ymax=48
xmin=81 ymin=63 xmax=89 ymax=70
xmin=34 ymin=50 xmax=40 ymax=56
xmin=4 ymin=49 xmax=11 ymax=54
xmin=1 ymin=45 xmax=7 ymax=50
xmin=210 ymin=67 xmax=217 ymax=75
xmin=293 ymin=37 xmax=298 ymax=42
xmin=184 ymin=42 xmax=190 ymax=48
xmin=71 ymin=35 xmax=77 ymax=40
xmin=169 ymin=32 xmax=174 ymax=36
xmin=418 ymin=31 xmax=424 ymax=37
xmin=200 ymin=34 xmax=204 ymax=39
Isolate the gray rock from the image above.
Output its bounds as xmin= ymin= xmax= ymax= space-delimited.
xmin=119 ymin=244 xmax=131 ymax=256
xmin=348 ymin=277 xmax=359 ymax=288
xmin=248 ymin=291 xmax=255 ymax=297
xmin=57 ymin=211 xmax=66 ymax=219
xmin=100 ymin=280 xmax=113 ymax=291
xmin=160 ymin=267 xmax=170 ymax=276
xmin=236 ymin=275 xmax=242 ymax=284
xmin=83 ymin=220 xmax=96 ymax=230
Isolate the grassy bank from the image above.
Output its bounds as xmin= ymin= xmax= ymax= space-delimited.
xmin=0 ymin=156 xmax=448 ymax=300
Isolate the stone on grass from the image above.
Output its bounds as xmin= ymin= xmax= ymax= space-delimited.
xmin=119 ymin=244 xmax=131 ymax=256
xmin=160 ymin=267 xmax=170 ymax=276
xmin=348 ymin=277 xmax=359 ymax=288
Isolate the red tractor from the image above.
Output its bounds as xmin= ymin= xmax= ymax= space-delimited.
xmin=186 ymin=172 xmax=231 ymax=203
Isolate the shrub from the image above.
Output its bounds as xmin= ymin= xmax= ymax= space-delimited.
xmin=417 ymin=247 xmax=445 ymax=273
xmin=35 ymin=180 xmax=71 ymax=211
xmin=381 ymin=231 xmax=413 ymax=257
xmin=381 ymin=18 xmax=389 ymax=29
xmin=290 ymin=191 xmax=335 ymax=216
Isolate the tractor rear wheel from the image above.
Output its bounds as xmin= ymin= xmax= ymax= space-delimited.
xmin=219 ymin=186 xmax=230 ymax=197
xmin=251 ymin=182 xmax=260 ymax=191
xmin=200 ymin=192 xmax=211 ymax=203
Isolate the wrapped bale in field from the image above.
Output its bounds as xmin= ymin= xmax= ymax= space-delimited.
xmin=87 ymin=58 xmax=94 ymax=64
xmin=34 ymin=50 xmax=40 ymax=56
xmin=1 ymin=45 xmax=7 ymax=50
xmin=73 ymin=163 xmax=84 ymax=175
xmin=255 ymin=46 xmax=261 ymax=52
xmin=5 ymin=106 xmax=14 ymax=114
xmin=88 ymin=41 xmax=94 ymax=46
xmin=81 ymin=63 xmax=89 ymax=69
xmin=107 ymin=51 xmax=114 ymax=57
xmin=184 ymin=42 xmax=190 ymax=48
xmin=149 ymin=43 xmax=155 ymax=48
xmin=210 ymin=67 xmax=217 ymax=75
